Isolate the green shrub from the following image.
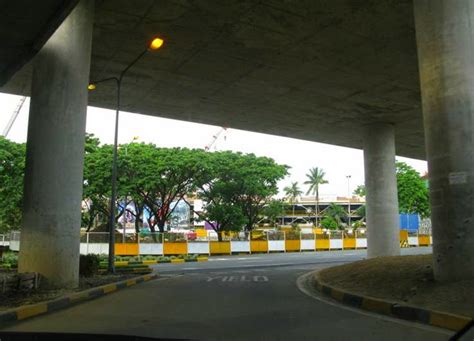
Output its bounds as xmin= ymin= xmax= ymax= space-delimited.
xmin=79 ymin=254 xmax=100 ymax=277
xmin=143 ymin=255 xmax=157 ymax=261
xmin=1 ymin=252 xmax=18 ymax=267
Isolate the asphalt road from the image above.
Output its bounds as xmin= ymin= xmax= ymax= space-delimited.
xmin=1 ymin=248 xmax=453 ymax=340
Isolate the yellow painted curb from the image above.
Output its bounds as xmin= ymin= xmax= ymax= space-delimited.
xmin=126 ymin=279 xmax=137 ymax=286
xmin=330 ymin=289 xmax=344 ymax=301
xmin=114 ymin=261 xmax=129 ymax=266
xmin=171 ymin=258 xmax=185 ymax=263
xmin=102 ymin=284 xmax=117 ymax=294
xmin=68 ymin=291 xmax=90 ymax=303
xmin=430 ymin=311 xmax=472 ymax=331
xmin=361 ymin=297 xmax=392 ymax=315
xmin=197 ymin=257 xmax=208 ymax=262
xmin=16 ymin=304 xmax=48 ymax=320
xmin=142 ymin=260 xmax=158 ymax=265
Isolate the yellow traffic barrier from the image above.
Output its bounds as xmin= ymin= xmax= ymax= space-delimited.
xmin=115 ymin=243 xmax=139 ymax=256
xmin=250 ymin=240 xmax=268 ymax=253
xmin=418 ymin=234 xmax=430 ymax=246
xmin=163 ymin=242 xmax=187 ymax=255
xmin=285 ymin=239 xmax=300 ymax=252
xmin=210 ymin=241 xmax=231 ymax=255
xmin=316 ymin=238 xmax=330 ymax=250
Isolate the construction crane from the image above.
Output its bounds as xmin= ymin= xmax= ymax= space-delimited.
xmin=204 ymin=127 xmax=227 ymax=151
xmin=2 ymin=96 xmax=27 ymax=137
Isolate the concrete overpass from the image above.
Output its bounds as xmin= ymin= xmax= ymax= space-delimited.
xmin=0 ymin=0 xmax=472 ymax=287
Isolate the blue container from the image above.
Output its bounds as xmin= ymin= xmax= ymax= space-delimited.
xmin=399 ymin=213 xmax=419 ymax=232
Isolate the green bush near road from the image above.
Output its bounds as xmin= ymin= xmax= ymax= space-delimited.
xmin=1 ymin=251 xmax=18 ymax=268
xmin=79 ymin=254 xmax=100 ymax=277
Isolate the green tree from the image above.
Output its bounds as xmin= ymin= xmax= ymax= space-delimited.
xmin=123 ymin=144 xmax=205 ymax=233
xmin=320 ymin=216 xmax=338 ymax=230
xmin=304 ymin=167 xmax=328 ymax=227
xmin=323 ymin=203 xmax=347 ymax=230
xmin=353 ymin=184 xmax=366 ymax=197
xmin=82 ymin=142 xmax=128 ymax=232
xmin=0 ymin=137 xmax=25 ymax=233
xmin=396 ymin=161 xmax=430 ymax=218
xmin=191 ymin=151 xmax=287 ymax=240
xmin=263 ymin=199 xmax=285 ymax=227
xmin=283 ymin=182 xmax=303 ymax=219
xmin=234 ymin=154 xmax=288 ymax=231
xmin=192 ymin=151 xmax=246 ymax=241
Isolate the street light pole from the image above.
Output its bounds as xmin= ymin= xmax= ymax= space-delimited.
xmin=346 ymin=175 xmax=351 ymax=228
xmin=89 ymin=37 xmax=164 ymax=273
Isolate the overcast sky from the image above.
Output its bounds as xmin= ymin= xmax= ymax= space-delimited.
xmin=0 ymin=92 xmax=427 ymax=199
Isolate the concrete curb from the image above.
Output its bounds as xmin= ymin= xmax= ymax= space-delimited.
xmin=313 ymin=273 xmax=472 ymax=331
xmin=0 ymin=273 xmax=158 ymax=327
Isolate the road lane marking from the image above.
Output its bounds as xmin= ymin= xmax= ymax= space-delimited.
xmin=206 ymin=275 xmax=269 ymax=282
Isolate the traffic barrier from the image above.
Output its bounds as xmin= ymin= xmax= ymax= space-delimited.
xmin=343 ymin=231 xmax=356 ymax=249
xmin=315 ymin=233 xmax=330 ymax=250
xmin=210 ymin=241 xmax=231 ymax=255
xmin=8 ymin=229 xmax=433 ymax=257
xmin=329 ymin=231 xmax=343 ymax=250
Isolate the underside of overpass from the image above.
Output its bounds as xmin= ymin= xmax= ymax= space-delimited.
xmin=1 ymin=0 xmax=473 ymax=287
xmin=1 ymin=0 xmax=424 ymax=159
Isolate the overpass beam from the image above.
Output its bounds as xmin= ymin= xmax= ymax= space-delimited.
xmin=414 ymin=0 xmax=474 ymax=281
xmin=363 ymin=123 xmax=400 ymax=258
xmin=18 ymin=0 xmax=94 ymax=288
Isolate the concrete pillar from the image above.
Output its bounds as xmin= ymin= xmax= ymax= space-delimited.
xmin=363 ymin=123 xmax=400 ymax=258
xmin=414 ymin=0 xmax=474 ymax=281
xmin=18 ymin=0 xmax=94 ymax=288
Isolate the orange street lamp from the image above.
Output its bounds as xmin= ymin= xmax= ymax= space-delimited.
xmin=88 ymin=36 xmax=164 ymax=274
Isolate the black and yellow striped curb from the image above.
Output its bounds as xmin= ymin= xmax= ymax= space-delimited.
xmin=313 ymin=274 xmax=473 ymax=332
xmin=0 ymin=273 xmax=158 ymax=327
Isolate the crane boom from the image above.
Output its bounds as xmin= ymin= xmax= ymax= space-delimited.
xmin=2 ymin=96 xmax=27 ymax=137
xmin=205 ymin=127 xmax=227 ymax=151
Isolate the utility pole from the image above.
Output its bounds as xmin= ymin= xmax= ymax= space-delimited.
xmin=346 ymin=175 xmax=352 ymax=227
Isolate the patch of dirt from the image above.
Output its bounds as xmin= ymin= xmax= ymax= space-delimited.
xmin=317 ymin=254 xmax=474 ymax=318
xmin=0 ymin=273 xmax=140 ymax=311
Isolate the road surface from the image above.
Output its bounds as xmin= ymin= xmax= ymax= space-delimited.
xmin=1 ymin=248 xmax=452 ymax=340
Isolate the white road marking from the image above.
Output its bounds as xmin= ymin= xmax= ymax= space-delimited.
xmin=206 ymin=275 xmax=269 ymax=282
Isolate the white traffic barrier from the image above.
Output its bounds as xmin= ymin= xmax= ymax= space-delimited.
xmin=87 ymin=243 xmax=109 ymax=254
xmin=230 ymin=241 xmax=251 ymax=253
xmin=139 ymin=243 xmax=164 ymax=255
xmin=187 ymin=241 xmax=210 ymax=255
xmin=300 ymin=239 xmax=315 ymax=251
xmin=356 ymin=238 xmax=367 ymax=248
xmin=268 ymin=240 xmax=285 ymax=252
xmin=408 ymin=236 xmax=419 ymax=246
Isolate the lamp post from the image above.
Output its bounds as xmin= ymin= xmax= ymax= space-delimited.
xmin=346 ymin=175 xmax=351 ymax=228
xmin=88 ymin=37 xmax=164 ymax=273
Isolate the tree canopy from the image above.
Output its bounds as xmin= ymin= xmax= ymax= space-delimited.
xmin=0 ymin=137 xmax=25 ymax=233
xmin=396 ymin=161 xmax=430 ymax=218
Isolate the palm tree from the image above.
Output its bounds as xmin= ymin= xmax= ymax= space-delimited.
xmin=304 ymin=167 xmax=328 ymax=227
xmin=324 ymin=203 xmax=348 ymax=229
xmin=284 ymin=182 xmax=303 ymax=221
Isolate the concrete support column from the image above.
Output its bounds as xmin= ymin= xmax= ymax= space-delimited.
xmin=18 ymin=0 xmax=94 ymax=288
xmin=363 ymin=123 xmax=400 ymax=258
xmin=414 ymin=0 xmax=474 ymax=281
